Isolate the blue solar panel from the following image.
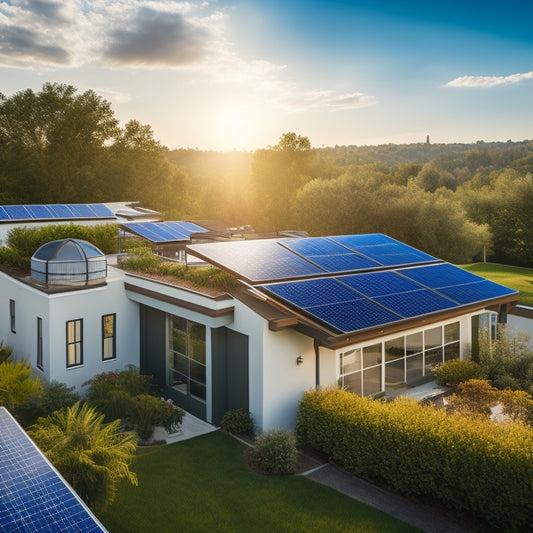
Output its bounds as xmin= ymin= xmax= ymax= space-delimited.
xmin=282 ymin=237 xmax=352 ymax=256
xmin=123 ymin=221 xmax=209 ymax=243
xmin=188 ymin=240 xmax=325 ymax=282
xmin=305 ymin=299 xmax=402 ymax=333
xmin=0 ymin=206 xmax=9 ymax=220
xmin=0 ymin=407 xmax=106 ymax=532
xmin=339 ymin=271 xmax=424 ymax=297
xmin=124 ymin=223 xmax=166 ymax=242
xmin=307 ymin=253 xmax=380 ymax=272
xmin=175 ymin=221 xmax=209 ymax=234
xmin=47 ymin=204 xmax=75 ymax=218
xmin=373 ymin=289 xmax=458 ymax=318
xmin=262 ymin=278 xmax=361 ymax=308
xmin=26 ymin=205 xmax=54 ymax=219
xmin=437 ymin=280 xmax=517 ymax=305
xmin=160 ymin=222 xmax=190 ymax=239
xmin=88 ymin=204 xmax=115 ymax=217
xmin=3 ymin=205 xmax=32 ymax=220
xmin=331 ymin=233 xmax=394 ymax=248
xmin=68 ymin=204 xmax=96 ymax=217
xmin=400 ymin=263 xmax=483 ymax=289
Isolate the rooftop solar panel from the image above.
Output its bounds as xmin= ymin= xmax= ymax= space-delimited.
xmin=400 ymin=263 xmax=483 ymax=289
xmin=124 ymin=222 xmax=166 ymax=242
xmin=306 ymin=253 xmax=381 ymax=272
xmin=0 ymin=407 xmax=107 ymax=533
xmin=262 ymin=278 xmax=362 ymax=308
xmin=47 ymin=204 xmax=75 ymax=218
xmin=175 ymin=221 xmax=210 ymax=234
xmin=0 ymin=206 xmax=9 ymax=220
xmin=160 ymin=222 xmax=190 ymax=240
xmin=3 ymin=205 xmax=32 ymax=220
xmin=281 ymin=237 xmax=352 ymax=256
xmin=68 ymin=204 xmax=96 ymax=217
xmin=26 ymin=205 xmax=54 ymax=219
xmin=437 ymin=280 xmax=517 ymax=305
xmin=88 ymin=204 xmax=115 ymax=217
xmin=187 ymin=240 xmax=325 ymax=283
xmin=305 ymin=298 xmax=403 ymax=333
xmin=339 ymin=271 xmax=424 ymax=297
xmin=331 ymin=233 xmax=394 ymax=248
xmin=373 ymin=289 xmax=458 ymax=318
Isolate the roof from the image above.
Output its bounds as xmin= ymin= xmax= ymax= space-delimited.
xmin=0 ymin=203 xmax=115 ymax=222
xmin=187 ymin=234 xmax=518 ymax=347
xmin=0 ymin=407 xmax=107 ymax=532
xmin=33 ymin=239 xmax=104 ymax=261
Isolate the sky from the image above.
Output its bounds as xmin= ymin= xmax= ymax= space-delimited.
xmin=0 ymin=0 xmax=532 ymax=151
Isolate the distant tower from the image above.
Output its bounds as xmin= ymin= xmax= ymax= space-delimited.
xmin=426 ymin=135 xmax=430 ymax=145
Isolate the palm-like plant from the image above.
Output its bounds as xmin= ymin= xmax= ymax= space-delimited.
xmin=0 ymin=359 xmax=43 ymax=411
xmin=28 ymin=401 xmax=138 ymax=513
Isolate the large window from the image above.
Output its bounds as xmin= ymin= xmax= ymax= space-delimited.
xmin=102 ymin=314 xmax=116 ymax=360
xmin=66 ymin=319 xmax=83 ymax=367
xmin=37 ymin=318 xmax=43 ymax=371
xmin=340 ymin=321 xmax=461 ymax=397
xmin=9 ymin=299 xmax=15 ymax=333
xmin=168 ymin=316 xmax=206 ymax=402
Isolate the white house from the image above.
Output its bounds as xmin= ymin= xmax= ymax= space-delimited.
xmin=0 ymin=205 xmax=520 ymax=431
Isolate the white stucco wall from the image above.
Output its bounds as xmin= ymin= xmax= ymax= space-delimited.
xmin=0 ymin=267 xmax=139 ymax=394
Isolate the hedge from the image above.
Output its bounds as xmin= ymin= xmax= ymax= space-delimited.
xmin=296 ymin=388 xmax=533 ymax=531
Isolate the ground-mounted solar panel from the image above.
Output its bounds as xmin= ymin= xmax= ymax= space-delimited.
xmin=3 ymin=205 xmax=32 ymax=220
xmin=339 ymin=270 xmax=424 ymax=297
xmin=400 ymin=263 xmax=484 ymax=289
xmin=26 ymin=205 xmax=54 ymax=219
xmin=0 ymin=407 xmax=106 ymax=532
xmin=261 ymin=278 xmax=362 ymax=308
xmin=373 ymin=289 xmax=458 ymax=318
xmin=437 ymin=280 xmax=517 ymax=305
xmin=187 ymin=240 xmax=326 ymax=283
xmin=305 ymin=298 xmax=403 ymax=333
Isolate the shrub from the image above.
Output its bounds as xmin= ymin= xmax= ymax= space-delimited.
xmin=160 ymin=398 xmax=185 ymax=434
xmin=445 ymin=379 xmax=499 ymax=418
xmin=127 ymin=394 xmax=165 ymax=441
xmin=252 ymin=429 xmax=298 ymax=475
xmin=499 ymin=389 xmax=533 ymax=425
xmin=220 ymin=408 xmax=255 ymax=439
xmin=40 ymin=381 xmax=80 ymax=417
xmin=296 ymin=388 xmax=533 ymax=531
xmin=432 ymin=359 xmax=481 ymax=387
xmin=0 ymin=340 xmax=12 ymax=364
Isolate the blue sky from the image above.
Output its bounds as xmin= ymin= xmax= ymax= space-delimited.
xmin=0 ymin=0 xmax=532 ymax=150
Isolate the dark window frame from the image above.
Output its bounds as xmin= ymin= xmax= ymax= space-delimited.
xmin=101 ymin=314 xmax=116 ymax=361
xmin=66 ymin=319 xmax=83 ymax=368
xmin=9 ymin=299 xmax=15 ymax=333
xmin=37 ymin=317 xmax=43 ymax=371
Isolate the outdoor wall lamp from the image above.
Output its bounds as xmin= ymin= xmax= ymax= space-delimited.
xmin=296 ymin=355 xmax=304 ymax=365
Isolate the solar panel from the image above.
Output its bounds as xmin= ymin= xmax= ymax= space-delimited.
xmin=0 ymin=407 xmax=107 ymax=533
xmin=306 ymin=253 xmax=381 ymax=272
xmin=305 ymin=298 xmax=403 ymax=333
xmin=47 ymin=204 xmax=75 ymax=218
xmin=124 ymin=222 xmax=166 ymax=243
xmin=281 ymin=237 xmax=352 ymax=256
xmin=0 ymin=206 xmax=9 ymax=220
xmin=373 ymin=289 xmax=458 ymax=318
xmin=400 ymin=263 xmax=483 ymax=289
xmin=88 ymin=204 xmax=115 ymax=217
xmin=175 ymin=221 xmax=210 ymax=234
xmin=262 ymin=278 xmax=361 ymax=308
xmin=3 ymin=205 xmax=32 ymax=220
xmin=437 ymin=280 xmax=517 ymax=305
xmin=68 ymin=204 xmax=96 ymax=218
xmin=187 ymin=240 xmax=325 ymax=283
xmin=26 ymin=205 xmax=54 ymax=219
xmin=339 ymin=271 xmax=424 ymax=297
xmin=160 ymin=222 xmax=190 ymax=240
xmin=331 ymin=233 xmax=394 ymax=248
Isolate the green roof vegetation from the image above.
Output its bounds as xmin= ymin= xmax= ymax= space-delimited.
xmin=461 ymin=263 xmax=533 ymax=306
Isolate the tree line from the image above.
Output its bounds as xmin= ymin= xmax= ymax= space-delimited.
xmin=2 ymin=83 xmax=533 ymax=266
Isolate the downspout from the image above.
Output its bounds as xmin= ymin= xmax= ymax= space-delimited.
xmin=314 ymin=339 xmax=320 ymax=390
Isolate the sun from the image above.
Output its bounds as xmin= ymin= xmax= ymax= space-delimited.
xmin=215 ymin=105 xmax=253 ymax=151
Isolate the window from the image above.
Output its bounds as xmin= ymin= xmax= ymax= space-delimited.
xmin=102 ymin=314 xmax=116 ymax=360
xmin=37 ymin=318 xmax=43 ymax=370
xmin=168 ymin=316 xmax=206 ymax=401
xmin=66 ymin=319 xmax=83 ymax=367
xmin=9 ymin=299 xmax=15 ymax=333
xmin=338 ymin=344 xmax=382 ymax=397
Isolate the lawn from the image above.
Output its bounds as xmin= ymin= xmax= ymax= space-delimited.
xmin=97 ymin=431 xmax=419 ymax=533
xmin=460 ymin=262 xmax=533 ymax=306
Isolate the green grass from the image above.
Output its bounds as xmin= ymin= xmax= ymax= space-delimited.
xmin=460 ymin=262 xmax=533 ymax=306
xmin=97 ymin=431 xmax=419 ymax=533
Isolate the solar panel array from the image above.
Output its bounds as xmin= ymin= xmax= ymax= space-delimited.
xmin=259 ymin=264 xmax=516 ymax=334
xmin=187 ymin=234 xmax=439 ymax=283
xmin=122 ymin=221 xmax=209 ymax=243
xmin=0 ymin=407 xmax=107 ymax=532
xmin=0 ymin=204 xmax=115 ymax=221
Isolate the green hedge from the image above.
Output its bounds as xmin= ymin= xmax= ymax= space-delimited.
xmin=296 ymin=388 xmax=533 ymax=531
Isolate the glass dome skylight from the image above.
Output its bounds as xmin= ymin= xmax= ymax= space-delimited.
xmin=31 ymin=239 xmax=107 ymax=285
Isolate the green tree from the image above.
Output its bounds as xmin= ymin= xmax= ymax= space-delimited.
xmin=0 ymin=360 xmax=43 ymax=413
xmin=28 ymin=402 xmax=137 ymax=513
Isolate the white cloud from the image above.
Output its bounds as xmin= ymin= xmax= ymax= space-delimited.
xmin=0 ymin=0 xmax=376 ymax=113
xmin=445 ymin=71 xmax=533 ymax=88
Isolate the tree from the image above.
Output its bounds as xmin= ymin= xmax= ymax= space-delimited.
xmin=0 ymin=360 xmax=43 ymax=413
xmin=28 ymin=402 xmax=137 ymax=513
